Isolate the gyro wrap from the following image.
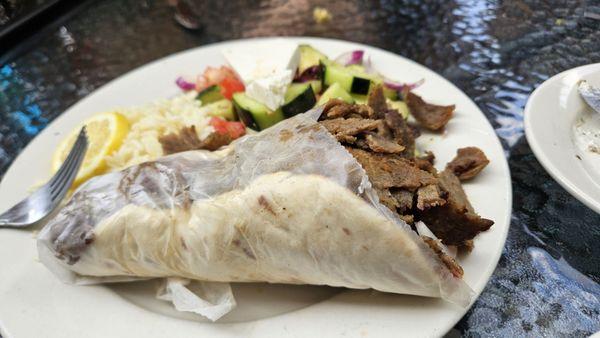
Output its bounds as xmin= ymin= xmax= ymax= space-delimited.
xmin=37 ymin=108 xmax=472 ymax=320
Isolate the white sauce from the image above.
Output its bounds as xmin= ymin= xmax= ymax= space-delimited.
xmin=573 ymin=108 xmax=600 ymax=155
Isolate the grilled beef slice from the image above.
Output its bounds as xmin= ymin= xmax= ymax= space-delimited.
xmin=414 ymin=151 xmax=436 ymax=173
xmin=364 ymin=133 xmax=405 ymax=153
xmin=384 ymin=109 xmax=416 ymax=158
xmin=322 ymin=99 xmax=376 ymax=119
xmin=417 ymin=170 xmax=494 ymax=246
xmin=159 ymin=126 xmax=233 ymax=154
xmin=416 ymin=184 xmax=446 ymax=210
xmin=446 ymin=147 xmax=490 ymax=180
xmin=318 ymin=97 xmax=492 ymax=250
xmin=320 ymin=118 xmax=380 ymax=143
xmin=391 ymin=189 xmax=415 ymax=213
xmin=367 ymin=85 xmax=388 ymax=118
xmin=346 ymin=148 xmax=437 ymax=190
xmin=377 ymin=188 xmax=400 ymax=211
xmin=405 ymin=91 xmax=454 ymax=131
xmin=422 ymin=236 xmax=464 ymax=278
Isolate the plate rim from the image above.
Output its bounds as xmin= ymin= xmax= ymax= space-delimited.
xmin=0 ymin=36 xmax=512 ymax=338
xmin=524 ymin=62 xmax=600 ymax=214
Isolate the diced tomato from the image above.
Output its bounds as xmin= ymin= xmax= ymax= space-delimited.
xmin=219 ymin=76 xmax=245 ymax=99
xmin=209 ymin=117 xmax=246 ymax=139
xmin=196 ymin=66 xmax=243 ymax=93
xmin=209 ymin=116 xmax=228 ymax=134
xmin=225 ymin=121 xmax=246 ymax=139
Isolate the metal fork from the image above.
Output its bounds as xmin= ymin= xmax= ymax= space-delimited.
xmin=0 ymin=127 xmax=88 ymax=227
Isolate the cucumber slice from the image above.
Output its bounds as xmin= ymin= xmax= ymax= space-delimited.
xmin=307 ymin=80 xmax=323 ymax=94
xmin=232 ymin=93 xmax=285 ymax=131
xmin=326 ymin=60 xmax=399 ymax=100
xmin=204 ymin=99 xmax=236 ymax=121
xmin=282 ymin=83 xmax=316 ymax=117
xmin=348 ymin=69 xmax=383 ymax=95
xmin=387 ymin=99 xmax=410 ymax=120
xmin=354 ymin=88 xmax=398 ymax=105
xmin=345 ymin=64 xmax=367 ymax=73
xmin=299 ymin=45 xmax=329 ymax=74
xmin=322 ymin=61 xmax=353 ymax=92
xmin=350 ymin=77 xmax=372 ymax=95
xmin=344 ymin=66 xmax=398 ymax=100
xmin=351 ymin=94 xmax=367 ymax=105
xmin=290 ymin=80 xmax=321 ymax=96
xmin=322 ymin=61 xmax=375 ymax=95
xmin=197 ymin=85 xmax=224 ymax=105
xmin=284 ymin=83 xmax=311 ymax=103
xmin=317 ymin=82 xmax=354 ymax=106
xmin=382 ymin=86 xmax=399 ymax=100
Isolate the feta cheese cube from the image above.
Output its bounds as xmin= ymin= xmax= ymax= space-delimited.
xmin=223 ymin=39 xmax=300 ymax=110
xmin=245 ymin=70 xmax=293 ymax=110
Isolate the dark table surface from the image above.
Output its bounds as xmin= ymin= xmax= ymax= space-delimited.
xmin=1 ymin=0 xmax=599 ymax=336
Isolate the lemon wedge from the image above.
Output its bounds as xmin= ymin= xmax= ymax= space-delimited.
xmin=52 ymin=112 xmax=129 ymax=187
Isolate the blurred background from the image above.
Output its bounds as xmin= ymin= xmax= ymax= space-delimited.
xmin=1 ymin=0 xmax=599 ymax=336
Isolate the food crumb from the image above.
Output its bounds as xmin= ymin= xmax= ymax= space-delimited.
xmin=313 ymin=7 xmax=331 ymax=24
xmin=279 ymin=129 xmax=293 ymax=142
xmin=576 ymin=154 xmax=582 ymax=160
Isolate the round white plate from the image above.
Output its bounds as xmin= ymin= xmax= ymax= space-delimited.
xmin=524 ymin=63 xmax=600 ymax=214
xmin=0 ymin=37 xmax=511 ymax=338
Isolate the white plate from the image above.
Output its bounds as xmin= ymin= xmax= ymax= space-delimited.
xmin=524 ymin=63 xmax=600 ymax=214
xmin=0 ymin=37 xmax=511 ymax=338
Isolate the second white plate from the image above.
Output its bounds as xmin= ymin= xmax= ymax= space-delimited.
xmin=525 ymin=63 xmax=600 ymax=214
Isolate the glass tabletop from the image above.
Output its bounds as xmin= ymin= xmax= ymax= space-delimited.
xmin=0 ymin=0 xmax=599 ymax=336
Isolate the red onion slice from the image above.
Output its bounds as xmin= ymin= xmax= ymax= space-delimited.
xmin=334 ymin=50 xmax=364 ymax=66
xmin=175 ymin=76 xmax=196 ymax=91
xmin=362 ymin=55 xmax=377 ymax=74
xmin=384 ymin=78 xmax=425 ymax=93
xmin=294 ymin=65 xmax=323 ymax=82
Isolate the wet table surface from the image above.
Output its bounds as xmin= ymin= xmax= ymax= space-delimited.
xmin=1 ymin=0 xmax=599 ymax=336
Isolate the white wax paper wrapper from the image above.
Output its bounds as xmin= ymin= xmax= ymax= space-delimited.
xmin=37 ymin=106 xmax=473 ymax=318
xmin=40 ymin=241 xmax=235 ymax=321
xmin=157 ymin=278 xmax=235 ymax=321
